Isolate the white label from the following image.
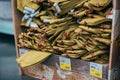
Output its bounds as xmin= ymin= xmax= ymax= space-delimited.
xmin=22 ymin=14 xmax=30 ymax=21
xmin=19 ymin=48 xmax=29 ymax=54
xmin=59 ymin=56 xmax=71 ymax=71
xmin=26 ymin=18 xmax=32 ymax=27
xmin=90 ymin=62 xmax=102 ymax=79
xmin=106 ymin=15 xmax=113 ymax=19
xmin=43 ymin=18 xmax=51 ymax=23
xmin=23 ymin=9 xmax=31 ymax=14
xmin=53 ymin=3 xmax=61 ymax=13
xmin=30 ymin=11 xmax=39 ymax=17
xmin=106 ymin=9 xmax=113 ymax=19
xmin=24 ymin=6 xmax=35 ymax=13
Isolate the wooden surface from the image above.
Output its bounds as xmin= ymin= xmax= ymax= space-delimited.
xmin=12 ymin=0 xmax=120 ymax=79
xmin=109 ymin=0 xmax=120 ymax=70
xmin=12 ymin=0 xmax=23 ymax=75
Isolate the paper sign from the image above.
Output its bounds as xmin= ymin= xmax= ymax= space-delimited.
xmin=19 ymin=48 xmax=29 ymax=54
xmin=59 ymin=56 xmax=71 ymax=71
xmin=90 ymin=62 xmax=102 ymax=79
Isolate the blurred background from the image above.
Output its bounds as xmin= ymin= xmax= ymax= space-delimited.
xmin=0 ymin=0 xmax=13 ymax=35
xmin=0 ymin=0 xmax=35 ymax=80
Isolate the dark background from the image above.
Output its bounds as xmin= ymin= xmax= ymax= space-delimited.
xmin=0 ymin=33 xmax=36 ymax=80
xmin=0 ymin=0 xmax=35 ymax=80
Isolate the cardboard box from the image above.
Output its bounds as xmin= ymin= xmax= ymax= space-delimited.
xmin=12 ymin=0 xmax=120 ymax=80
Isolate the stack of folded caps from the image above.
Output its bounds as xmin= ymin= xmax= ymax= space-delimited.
xmin=18 ymin=27 xmax=54 ymax=53
xmin=17 ymin=0 xmax=112 ymax=64
xmin=53 ymin=18 xmax=111 ymax=64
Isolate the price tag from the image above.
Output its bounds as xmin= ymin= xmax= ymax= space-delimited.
xmin=90 ymin=62 xmax=102 ymax=79
xmin=19 ymin=48 xmax=29 ymax=54
xmin=59 ymin=56 xmax=71 ymax=71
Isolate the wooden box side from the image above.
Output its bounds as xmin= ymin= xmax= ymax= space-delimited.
xmin=11 ymin=0 xmax=120 ymax=79
xmin=11 ymin=0 xmax=23 ymax=75
xmin=12 ymin=0 xmax=23 ymax=57
xmin=109 ymin=0 xmax=120 ymax=70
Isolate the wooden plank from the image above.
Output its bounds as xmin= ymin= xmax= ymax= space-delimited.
xmin=109 ymin=0 xmax=120 ymax=70
xmin=11 ymin=0 xmax=23 ymax=75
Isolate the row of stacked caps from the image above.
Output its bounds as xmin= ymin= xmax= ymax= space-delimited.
xmin=17 ymin=0 xmax=112 ymax=64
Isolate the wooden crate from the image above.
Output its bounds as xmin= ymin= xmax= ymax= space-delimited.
xmin=12 ymin=0 xmax=120 ymax=80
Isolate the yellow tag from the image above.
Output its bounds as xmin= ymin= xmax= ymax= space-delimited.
xmin=59 ymin=56 xmax=71 ymax=71
xmin=90 ymin=62 xmax=102 ymax=79
xmin=90 ymin=68 xmax=102 ymax=78
xmin=60 ymin=62 xmax=71 ymax=71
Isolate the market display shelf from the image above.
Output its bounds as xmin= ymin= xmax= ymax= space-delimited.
xmin=12 ymin=0 xmax=120 ymax=80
